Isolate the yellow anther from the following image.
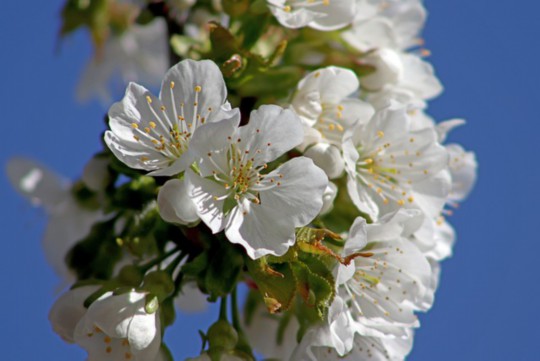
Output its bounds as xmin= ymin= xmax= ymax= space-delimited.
xmin=323 ymin=0 xmax=329 ymax=5
xmin=314 ymin=71 xmax=321 ymax=78
xmin=170 ymin=81 xmax=175 ymax=89
xmin=144 ymin=127 xmax=151 ymax=133
xmin=146 ymin=96 xmax=152 ymax=104
xmin=383 ymin=198 xmax=389 ymax=205
xmin=160 ymin=105 xmax=166 ymax=111
xmin=131 ymin=123 xmax=139 ymax=129
xmin=337 ymin=105 xmax=344 ymax=111
xmin=365 ymin=158 xmax=373 ymax=164
xmin=328 ymin=124 xmax=336 ymax=131
xmin=376 ymin=187 xmax=382 ymax=194
xmin=377 ymin=131 xmax=384 ymax=138
xmin=337 ymin=124 xmax=344 ymax=131
xmin=104 ymin=336 xmax=112 ymax=344
xmin=106 ymin=347 xmax=112 ymax=353
xmin=140 ymin=156 xmax=149 ymax=162
xmin=410 ymin=137 xmax=415 ymax=143
xmin=421 ymin=49 xmax=432 ymax=57
xmin=408 ymin=196 xmax=414 ymax=203
xmin=194 ymin=85 xmax=202 ymax=92
xmin=149 ymin=121 xmax=156 ymax=129
xmin=133 ymin=135 xmax=140 ymax=141
xmin=423 ymin=169 xmax=429 ymax=175
xmin=397 ymin=199 xmax=405 ymax=206
xmin=125 ymin=352 xmax=133 ymax=360
xmin=283 ymin=5 xmax=291 ymax=11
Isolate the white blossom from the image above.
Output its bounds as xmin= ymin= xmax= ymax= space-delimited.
xmin=74 ymin=290 xmax=161 ymax=361
xmin=105 ymin=59 xmax=239 ymax=177
xmin=6 ymin=158 xmax=104 ymax=284
xmin=343 ymin=104 xmax=450 ymax=220
xmin=337 ymin=210 xmax=434 ymax=335
xmin=291 ymin=66 xmax=374 ymax=150
xmin=185 ymin=105 xmax=328 ymax=259
xmin=49 ymin=286 xmax=101 ymax=343
xmin=77 ymin=19 xmax=169 ymax=104
xmin=267 ymin=0 xmax=357 ymax=31
xmin=343 ymin=0 xmax=442 ymax=106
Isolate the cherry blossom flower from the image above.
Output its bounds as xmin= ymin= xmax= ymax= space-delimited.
xmin=105 ymin=59 xmax=239 ymax=177
xmin=78 ymin=19 xmax=169 ymax=104
xmin=7 ymin=158 xmax=104 ymax=285
xmin=185 ymin=105 xmax=328 ymax=259
xmin=74 ymin=290 xmax=162 ymax=361
xmin=49 ymin=286 xmax=101 ymax=343
xmin=343 ymin=104 xmax=450 ymax=220
xmin=267 ymin=0 xmax=357 ymax=31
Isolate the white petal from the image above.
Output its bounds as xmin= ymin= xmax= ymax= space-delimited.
xmin=240 ymin=105 xmax=304 ymax=164
xmin=304 ymin=143 xmax=345 ymax=179
xmin=226 ymin=157 xmax=327 ymax=259
xmin=320 ymin=182 xmax=338 ymax=216
xmin=436 ymin=118 xmax=466 ymax=143
xmin=158 ymin=179 xmax=199 ymax=225
xmin=82 ymin=157 xmax=110 ymax=192
xmin=361 ymin=48 xmax=404 ymax=92
xmin=83 ymin=292 xmax=145 ymax=339
xmin=185 ymin=169 xmax=228 ymax=233
xmin=400 ymin=53 xmax=443 ymax=100
xmin=447 ymin=144 xmax=477 ymax=202
xmin=49 ymin=286 xmax=100 ymax=343
xmin=175 ymin=282 xmax=208 ymax=313
xmin=159 ymin=59 xmax=231 ymax=127
xmin=6 ymin=157 xmax=68 ymax=209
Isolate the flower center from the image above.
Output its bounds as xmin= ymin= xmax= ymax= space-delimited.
xmin=354 ymin=131 xmax=418 ymax=206
xmin=205 ymin=139 xmax=283 ymax=213
xmin=132 ymin=84 xmax=213 ymax=165
xmin=85 ymin=325 xmax=133 ymax=360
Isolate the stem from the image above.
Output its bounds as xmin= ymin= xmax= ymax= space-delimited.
xmin=231 ymin=286 xmax=255 ymax=358
xmin=219 ymin=296 xmax=228 ymax=321
xmin=139 ymin=247 xmax=180 ymax=273
xmin=231 ymin=286 xmax=242 ymax=331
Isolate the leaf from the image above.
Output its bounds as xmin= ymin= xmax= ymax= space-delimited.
xmin=246 ymin=259 xmax=297 ymax=313
xmin=290 ymin=259 xmax=334 ymax=319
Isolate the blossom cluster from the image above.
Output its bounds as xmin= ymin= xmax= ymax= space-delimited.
xmin=8 ymin=0 xmax=476 ymax=360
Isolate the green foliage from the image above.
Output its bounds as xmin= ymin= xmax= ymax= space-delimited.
xmin=182 ymin=239 xmax=244 ymax=301
xmin=67 ymin=218 xmax=122 ymax=280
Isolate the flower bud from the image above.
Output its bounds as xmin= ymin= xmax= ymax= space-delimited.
xmin=320 ymin=182 xmax=338 ymax=215
xmin=304 ymin=143 xmax=344 ymax=179
xmin=207 ymin=320 xmax=239 ymax=351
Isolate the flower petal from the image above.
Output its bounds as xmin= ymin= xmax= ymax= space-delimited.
xmin=240 ymin=105 xmax=304 ymax=164
xmin=158 ymin=179 xmax=199 ymax=225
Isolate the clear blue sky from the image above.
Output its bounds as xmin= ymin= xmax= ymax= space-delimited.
xmin=1 ymin=1 xmax=538 ymax=360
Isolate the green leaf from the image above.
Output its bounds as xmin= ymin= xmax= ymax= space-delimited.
xmin=67 ymin=219 xmax=122 ymax=280
xmin=209 ymin=22 xmax=240 ymax=63
xmin=182 ymin=241 xmax=244 ymax=301
xmin=290 ymin=260 xmax=334 ymax=319
xmin=245 ymin=259 xmax=296 ymax=313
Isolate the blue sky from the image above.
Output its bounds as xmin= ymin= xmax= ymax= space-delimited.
xmin=1 ymin=1 xmax=539 ymax=360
